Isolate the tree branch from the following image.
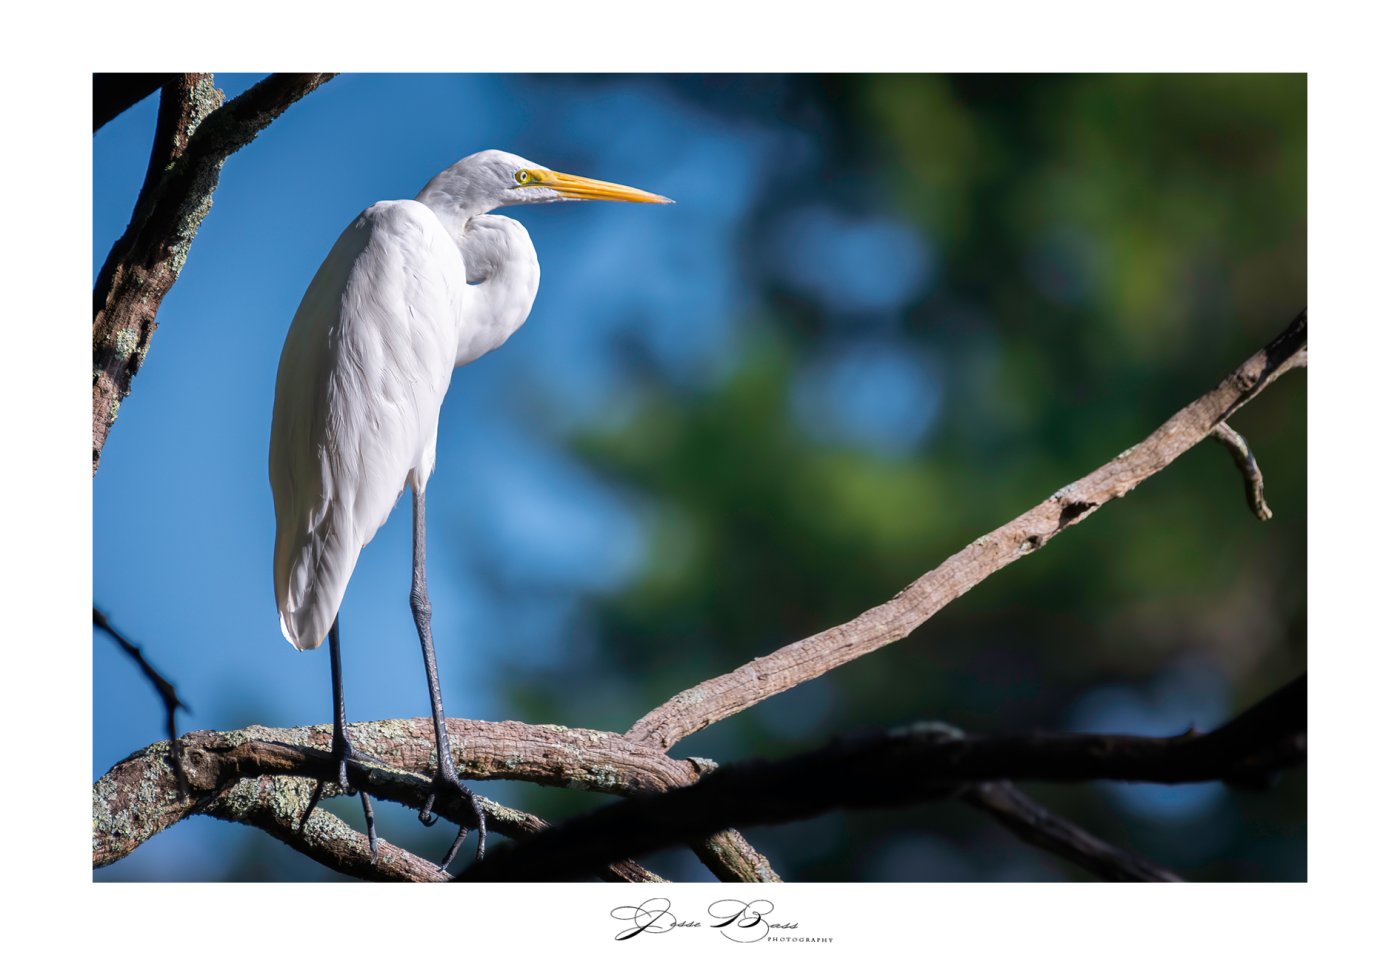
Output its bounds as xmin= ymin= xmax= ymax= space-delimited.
xmin=626 ymin=310 xmax=1309 ymax=751
xmin=463 ymin=677 xmax=1304 ymax=881
xmin=962 ymin=783 xmax=1182 ymax=882
xmin=95 ymin=721 xmax=668 ymax=882
xmin=92 ymin=72 xmax=336 ymax=474
xmin=1211 ymin=422 xmax=1274 ymax=520
xmin=692 ymin=830 xmax=783 ymax=882
xmin=93 ymin=73 xmax=179 ymax=132
xmin=92 ymin=607 xmax=190 ymax=794
xmin=204 ymin=776 xmax=452 ymax=882
xmin=92 ymin=718 xmax=698 ymax=869
xmin=92 ymin=608 xmax=189 ymax=739
xmin=93 ymin=312 xmax=1306 ymax=881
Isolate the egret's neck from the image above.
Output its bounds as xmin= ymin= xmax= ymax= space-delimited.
xmin=447 ymin=213 xmax=541 ymax=367
xmin=415 ymin=170 xmax=498 ymax=233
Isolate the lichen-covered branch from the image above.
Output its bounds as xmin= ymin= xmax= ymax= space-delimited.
xmin=92 ymin=72 xmax=336 ymax=474
xmin=627 ymin=310 xmax=1309 ymax=751
xmin=92 ymin=718 xmax=698 ymax=870
xmin=205 ymin=777 xmax=452 ymax=882
xmin=463 ymin=677 xmax=1304 ymax=881
xmin=93 ymin=311 xmax=1306 ymax=881
xmin=692 ymin=830 xmax=783 ymax=883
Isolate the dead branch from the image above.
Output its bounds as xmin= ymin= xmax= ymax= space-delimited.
xmin=460 ymin=677 xmax=1304 ymax=881
xmin=93 ymin=311 xmax=1307 ymax=882
xmin=962 ymin=783 xmax=1183 ymax=882
xmin=1211 ymin=422 xmax=1274 ymax=520
xmin=92 ymin=72 xmax=335 ymax=474
xmin=627 ymin=310 xmax=1309 ymax=751
xmin=92 ymin=608 xmax=189 ymax=771
xmin=93 ymin=73 xmax=180 ymax=132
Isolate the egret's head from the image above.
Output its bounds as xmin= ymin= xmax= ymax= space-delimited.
xmin=416 ymin=149 xmax=672 ymax=221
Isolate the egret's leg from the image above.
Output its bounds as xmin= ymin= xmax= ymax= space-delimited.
xmin=299 ymin=616 xmax=378 ymax=862
xmin=410 ymin=487 xmax=488 ymax=868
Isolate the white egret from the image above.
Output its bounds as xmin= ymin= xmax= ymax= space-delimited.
xmin=269 ymin=149 xmax=671 ymax=867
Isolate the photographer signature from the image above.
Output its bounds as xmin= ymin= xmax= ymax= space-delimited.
xmin=611 ymin=898 xmax=799 ymax=942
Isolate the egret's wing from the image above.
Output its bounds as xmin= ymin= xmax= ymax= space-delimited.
xmin=270 ymin=200 xmax=462 ymax=650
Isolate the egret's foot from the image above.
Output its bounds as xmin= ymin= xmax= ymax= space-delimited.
xmin=299 ymin=733 xmax=379 ymax=863
xmin=418 ymin=770 xmax=488 ymax=869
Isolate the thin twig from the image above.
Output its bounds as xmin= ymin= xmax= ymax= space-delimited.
xmin=92 ymin=607 xmax=189 ymax=792
xmin=962 ymin=783 xmax=1183 ymax=882
xmin=1211 ymin=422 xmax=1274 ymax=520
xmin=627 ymin=310 xmax=1309 ymax=751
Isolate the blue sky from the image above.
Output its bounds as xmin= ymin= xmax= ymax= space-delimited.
xmin=93 ymin=73 xmax=1231 ymax=880
xmin=93 ymin=74 xmax=814 ymax=877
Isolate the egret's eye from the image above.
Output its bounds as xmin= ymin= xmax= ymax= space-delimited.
xmin=514 ymin=170 xmax=532 ymax=185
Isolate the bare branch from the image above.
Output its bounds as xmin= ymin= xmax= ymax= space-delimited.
xmin=627 ymin=310 xmax=1309 ymax=751
xmin=692 ymin=831 xmax=783 ymax=883
xmin=463 ymin=678 xmax=1304 ymax=881
xmin=92 ymin=608 xmax=188 ymax=729
xmin=93 ymin=73 xmax=179 ymax=132
xmin=1211 ymin=422 xmax=1274 ymax=520
xmin=962 ymin=783 xmax=1182 ymax=882
xmin=92 ymin=72 xmax=336 ymax=473
xmin=93 ymin=312 xmax=1306 ymax=880
xmin=485 ymin=800 xmax=666 ymax=883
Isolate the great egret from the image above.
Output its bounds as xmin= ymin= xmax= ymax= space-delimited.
xmin=269 ymin=149 xmax=671 ymax=867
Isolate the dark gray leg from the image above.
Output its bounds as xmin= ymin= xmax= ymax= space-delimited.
xmin=410 ymin=487 xmax=488 ymax=867
xmin=300 ymin=615 xmax=378 ymax=861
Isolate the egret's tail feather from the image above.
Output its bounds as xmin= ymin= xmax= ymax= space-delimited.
xmin=275 ymin=521 xmax=358 ymax=651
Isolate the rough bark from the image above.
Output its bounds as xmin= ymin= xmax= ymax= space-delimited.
xmin=93 ymin=311 xmax=1307 ymax=882
xmin=92 ymin=72 xmax=336 ymax=474
xmin=461 ymin=678 xmax=1303 ymax=881
xmin=627 ymin=310 xmax=1308 ymax=750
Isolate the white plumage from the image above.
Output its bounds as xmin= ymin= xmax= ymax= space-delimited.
xmin=266 ymin=148 xmax=669 ymax=865
xmin=271 ymin=200 xmax=463 ymax=649
xmin=269 ymin=148 xmax=669 ymax=651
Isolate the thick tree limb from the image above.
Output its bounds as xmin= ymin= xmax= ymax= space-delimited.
xmin=94 ymin=722 xmax=667 ymax=882
xmin=92 ymin=719 xmax=698 ymax=869
xmin=93 ymin=73 xmax=179 ymax=132
xmin=627 ymin=310 xmax=1309 ymax=751
xmin=205 ymin=776 xmax=452 ymax=882
xmin=211 ymin=780 xmax=663 ymax=883
xmin=91 ymin=677 xmax=1301 ymax=881
xmin=93 ymin=312 xmax=1306 ymax=881
xmin=92 ymin=72 xmax=336 ymax=474
xmin=462 ymin=678 xmax=1304 ymax=881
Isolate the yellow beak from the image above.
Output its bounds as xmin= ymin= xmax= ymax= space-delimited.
xmin=531 ymin=169 xmax=673 ymax=204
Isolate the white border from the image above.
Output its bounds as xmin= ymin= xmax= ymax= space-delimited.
xmin=7 ymin=0 xmax=1395 ymax=948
